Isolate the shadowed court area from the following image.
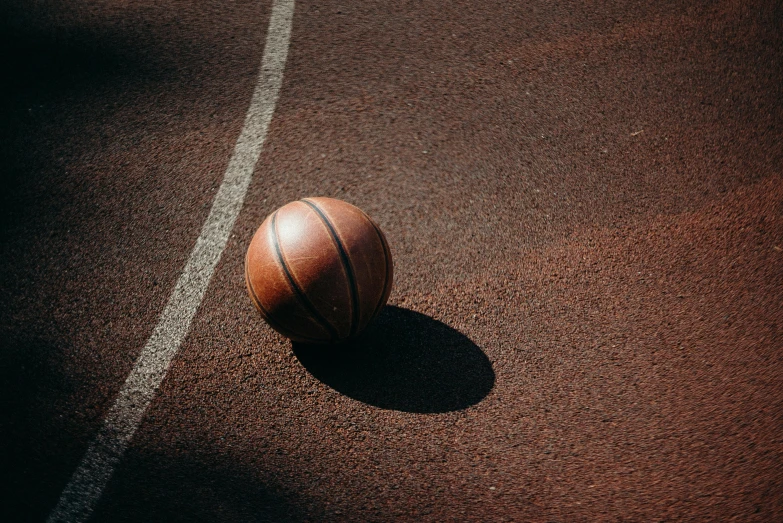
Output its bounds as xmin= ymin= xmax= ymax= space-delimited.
xmin=2 ymin=0 xmax=781 ymax=519
xmin=90 ymin=450 xmax=312 ymax=523
xmin=293 ymin=306 xmax=495 ymax=413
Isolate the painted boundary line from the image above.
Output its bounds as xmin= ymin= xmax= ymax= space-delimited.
xmin=47 ymin=1 xmax=295 ymax=521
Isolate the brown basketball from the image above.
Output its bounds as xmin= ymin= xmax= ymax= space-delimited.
xmin=245 ymin=197 xmax=393 ymax=344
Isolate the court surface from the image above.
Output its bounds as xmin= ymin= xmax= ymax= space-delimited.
xmin=2 ymin=0 xmax=782 ymax=521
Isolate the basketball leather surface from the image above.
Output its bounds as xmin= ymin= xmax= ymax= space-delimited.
xmin=245 ymin=197 xmax=393 ymax=343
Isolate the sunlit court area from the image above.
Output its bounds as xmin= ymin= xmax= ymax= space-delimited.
xmin=1 ymin=0 xmax=781 ymax=521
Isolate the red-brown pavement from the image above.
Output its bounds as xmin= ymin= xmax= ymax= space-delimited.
xmin=2 ymin=0 xmax=782 ymax=521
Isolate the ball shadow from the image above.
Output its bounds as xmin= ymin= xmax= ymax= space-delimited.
xmin=292 ymin=306 xmax=495 ymax=413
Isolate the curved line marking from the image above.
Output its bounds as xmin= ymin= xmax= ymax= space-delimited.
xmin=46 ymin=2 xmax=297 ymax=521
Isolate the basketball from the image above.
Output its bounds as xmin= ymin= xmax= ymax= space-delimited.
xmin=245 ymin=197 xmax=393 ymax=344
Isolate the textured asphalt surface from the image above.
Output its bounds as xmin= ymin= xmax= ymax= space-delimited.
xmin=2 ymin=0 xmax=782 ymax=521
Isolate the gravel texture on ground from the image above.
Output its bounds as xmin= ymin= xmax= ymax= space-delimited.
xmin=1 ymin=0 xmax=781 ymax=521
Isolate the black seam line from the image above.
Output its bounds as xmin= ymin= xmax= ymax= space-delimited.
xmin=300 ymin=199 xmax=361 ymax=337
xmin=363 ymin=214 xmax=391 ymax=320
xmin=245 ymin=254 xmax=324 ymax=343
xmin=271 ymin=211 xmax=340 ymax=342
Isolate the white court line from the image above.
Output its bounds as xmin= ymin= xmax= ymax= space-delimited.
xmin=47 ymin=1 xmax=295 ymax=521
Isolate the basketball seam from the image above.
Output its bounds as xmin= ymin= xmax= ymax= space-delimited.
xmin=300 ymin=198 xmax=360 ymax=338
xmin=364 ymin=214 xmax=392 ymax=320
xmin=271 ymin=210 xmax=340 ymax=342
xmin=245 ymin=250 xmax=325 ymax=343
